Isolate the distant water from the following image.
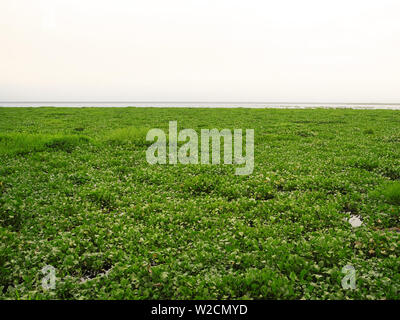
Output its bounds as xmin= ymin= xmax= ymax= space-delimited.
xmin=1 ymin=102 xmax=400 ymax=109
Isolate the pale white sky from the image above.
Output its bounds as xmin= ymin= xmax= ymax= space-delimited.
xmin=1 ymin=0 xmax=399 ymax=102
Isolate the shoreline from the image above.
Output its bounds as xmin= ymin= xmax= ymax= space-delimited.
xmin=1 ymin=102 xmax=400 ymax=110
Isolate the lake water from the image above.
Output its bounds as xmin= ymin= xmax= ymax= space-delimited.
xmin=1 ymin=102 xmax=400 ymax=109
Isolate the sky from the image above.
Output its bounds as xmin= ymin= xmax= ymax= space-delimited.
xmin=1 ymin=0 xmax=399 ymax=102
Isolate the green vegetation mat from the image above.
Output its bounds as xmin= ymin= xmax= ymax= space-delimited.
xmin=0 ymin=107 xmax=399 ymax=299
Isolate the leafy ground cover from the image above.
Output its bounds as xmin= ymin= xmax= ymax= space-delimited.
xmin=0 ymin=107 xmax=399 ymax=299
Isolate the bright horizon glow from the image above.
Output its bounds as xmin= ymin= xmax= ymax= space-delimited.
xmin=1 ymin=0 xmax=400 ymax=103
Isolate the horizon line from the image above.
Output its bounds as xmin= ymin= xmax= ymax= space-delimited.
xmin=1 ymin=101 xmax=400 ymax=105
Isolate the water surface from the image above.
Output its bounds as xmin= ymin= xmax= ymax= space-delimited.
xmin=1 ymin=102 xmax=400 ymax=109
